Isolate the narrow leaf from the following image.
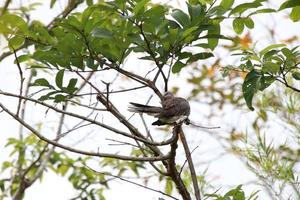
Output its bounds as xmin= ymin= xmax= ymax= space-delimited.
xmin=259 ymin=44 xmax=286 ymax=56
xmin=91 ymin=28 xmax=113 ymax=39
xmin=188 ymin=52 xmax=214 ymax=63
xmin=230 ymin=2 xmax=262 ymax=16
xmin=249 ymin=8 xmax=276 ymax=16
xmin=50 ymin=0 xmax=57 ymax=8
xmin=171 ymin=9 xmax=190 ymax=27
xmin=279 ymin=0 xmax=300 ymax=10
xmin=242 ymin=70 xmax=261 ymax=111
xmin=56 ymin=69 xmax=64 ymax=89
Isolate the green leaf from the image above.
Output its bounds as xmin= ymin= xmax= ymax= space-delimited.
xmin=91 ymin=28 xmax=113 ymax=39
xmin=50 ymin=0 xmax=57 ymax=8
xmin=0 ymin=22 xmax=11 ymax=34
xmin=249 ymin=8 xmax=276 ymax=16
xmin=14 ymin=54 xmax=30 ymax=64
xmin=182 ymin=26 xmax=198 ymax=38
xmin=187 ymin=3 xmax=202 ymax=21
xmin=57 ymin=164 xmax=69 ymax=176
xmin=207 ymin=23 xmax=220 ymax=50
xmin=232 ymin=18 xmax=244 ymax=34
xmin=279 ymin=0 xmax=300 ymax=11
xmin=86 ymin=0 xmax=93 ymax=6
xmin=263 ymin=49 xmax=279 ymax=61
xmin=2 ymin=161 xmax=12 ymax=171
xmin=281 ymin=48 xmax=293 ymax=58
xmin=259 ymin=44 xmax=286 ymax=56
xmin=165 ymin=179 xmax=173 ymax=195
xmin=242 ymin=70 xmax=261 ymax=111
xmin=259 ymin=76 xmax=275 ymax=90
xmin=32 ymin=78 xmax=52 ymax=88
xmin=172 ymin=60 xmax=186 ymax=73
xmin=224 ymin=185 xmax=245 ymax=199
xmin=54 ymin=94 xmax=67 ymax=103
xmin=56 ymin=69 xmax=65 ymax=89
xmin=0 ymin=14 xmax=28 ymax=33
xmin=133 ymin=0 xmax=150 ymax=15
xmin=262 ymin=62 xmax=280 ymax=73
xmin=0 ymin=180 xmax=5 ymax=192
xmin=230 ymin=2 xmax=262 ymax=16
xmin=292 ymin=72 xmax=300 ymax=80
xmin=244 ymin=18 xmax=254 ymax=29
xmin=66 ymin=78 xmax=78 ymax=94
xmin=188 ymin=52 xmax=214 ymax=63
xmin=290 ymin=6 xmax=300 ymax=22
xmin=9 ymin=36 xmax=25 ymax=50
xmin=171 ymin=9 xmax=190 ymax=27
xmin=199 ymin=34 xmax=232 ymax=40
xmin=220 ymin=0 xmax=235 ymax=9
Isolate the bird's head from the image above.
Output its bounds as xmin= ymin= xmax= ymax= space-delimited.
xmin=163 ymin=91 xmax=174 ymax=100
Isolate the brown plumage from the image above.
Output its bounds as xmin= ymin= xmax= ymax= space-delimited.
xmin=128 ymin=92 xmax=190 ymax=126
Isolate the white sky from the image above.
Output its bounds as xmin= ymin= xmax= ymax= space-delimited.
xmin=0 ymin=0 xmax=300 ymax=200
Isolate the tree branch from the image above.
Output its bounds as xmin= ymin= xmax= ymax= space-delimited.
xmin=179 ymin=127 xmax=201 ymax=200
xmin=167 ymin=125 xmax=191 ymax=200
xmin=0 ymin=0 xmax=11 ymax=16
xmin=85 ymin=165 xmax=179 ymax=200
xmin=0 ymin=102 xmax=168 ymax=162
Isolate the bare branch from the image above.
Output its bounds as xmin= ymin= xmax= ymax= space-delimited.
xmin=0 ymin=102 xmax=168 ymax=162
xmin=85 ymin=165 xmax=179 ymax=200
xmin=0 ymin=91 xmax=175 ymax=146
xmin=167 ymin=125 xmax=191 ymax=200
xmin=179 ymin=127 xmax=201 ymax=200
xmin=11 ymin=48 xmax=24 ymax=116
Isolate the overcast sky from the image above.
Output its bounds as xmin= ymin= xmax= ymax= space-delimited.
xmin=0 ymin=0 xmax=299 ymax=200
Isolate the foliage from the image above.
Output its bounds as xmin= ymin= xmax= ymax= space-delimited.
xmin=226 ymin=45 xmax=300 ymax=110
xmin=0 ymin=0 xmax=300 ymax=200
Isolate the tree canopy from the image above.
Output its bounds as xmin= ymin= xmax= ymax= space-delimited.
xmin=0 ymin=0 xmax=299 ymax=200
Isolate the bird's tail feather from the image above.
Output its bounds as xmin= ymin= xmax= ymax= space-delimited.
xmin=128 ymin=102 xmax=162 ymax=116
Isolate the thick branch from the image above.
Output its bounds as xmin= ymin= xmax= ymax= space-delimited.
xmin=167 ymin=125 xmax=191 ymax=200
xmin=179 ymin=127 xmax=201 ymax=200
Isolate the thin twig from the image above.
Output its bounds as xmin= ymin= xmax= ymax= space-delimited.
xmin=0 ymin=91 xmax=176 ymax=146
xmin=179 ymin=146 xmax=199 ymax=175
xmin=11 ymin=48 xmax=24 ymax=116
xmin=0 ymin=102 xmax=168 ymax=162
xmin=85 ymin=165 xmax=179 ymax=200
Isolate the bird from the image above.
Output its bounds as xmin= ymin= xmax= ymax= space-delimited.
xmin=128 ymin=92 xmax=190 ymax=126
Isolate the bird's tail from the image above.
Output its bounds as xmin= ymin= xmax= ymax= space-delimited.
xmin=128 ymin=102 xmax=162 ymax=116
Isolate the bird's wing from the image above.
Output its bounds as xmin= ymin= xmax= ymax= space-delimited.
xmin=160 ymin=97 xmax=190 ymax=118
